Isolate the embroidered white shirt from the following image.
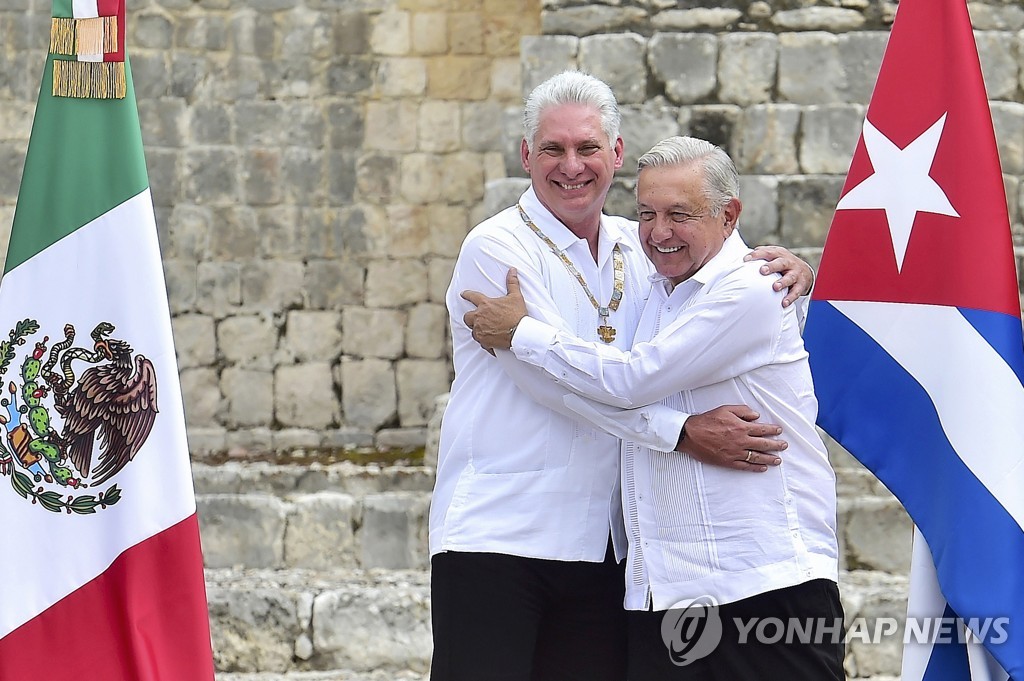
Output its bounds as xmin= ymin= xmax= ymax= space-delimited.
xmin=429 ymin=187 xmax=690 ymax=562
xmin=512 ymin=231 xmax=839 ymax=607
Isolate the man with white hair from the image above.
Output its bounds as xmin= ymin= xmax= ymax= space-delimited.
xmin=466 ymin=135 xmax=842 ymax=680
xmin=431 ymin=73 xmax=815 ymax=681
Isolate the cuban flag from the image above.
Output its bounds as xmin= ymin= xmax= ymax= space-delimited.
xmin=803 ymin=0 xmax=1024 ymax=678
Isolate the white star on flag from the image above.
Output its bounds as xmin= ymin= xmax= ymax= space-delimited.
xmin=836 ymin=113 xmax=960 ymax=271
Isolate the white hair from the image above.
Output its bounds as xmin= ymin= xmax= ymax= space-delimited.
xmin=522 ymin=71 xmax=621 ymax=153
xmin=637 ymin=136 xmax=739 ymax=215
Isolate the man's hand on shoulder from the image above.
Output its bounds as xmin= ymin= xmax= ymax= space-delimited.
xmin=677 ymin=405 xmax=785 ymax=472
xmin=744 ymin=245 xmax=814 ymax=308
xmin=462 ymin=268 xmax=527 ymax=353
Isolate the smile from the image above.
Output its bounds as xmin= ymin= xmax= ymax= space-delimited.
xmin=654 ymin=245 xmax=683 ymax=253
xmin=557 ymin=181 xmax=587 ymax=190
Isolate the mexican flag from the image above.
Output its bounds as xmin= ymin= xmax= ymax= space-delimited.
xmin=0 ymin=1 xmax=215 ymax=678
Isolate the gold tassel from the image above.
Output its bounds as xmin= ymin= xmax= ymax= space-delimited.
xmin=75 ymin=17 xmax=104 ymax=56
xmin=49 ymin=18 xmax=76 ymax=56
xmin=53 ymin=60 xmax=126 ymax=99
xmin=102 ymin=16 xmax=118 ymax=54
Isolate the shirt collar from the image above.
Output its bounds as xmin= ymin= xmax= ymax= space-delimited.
xmin=517 ymin=186 xmax=633 ymax=260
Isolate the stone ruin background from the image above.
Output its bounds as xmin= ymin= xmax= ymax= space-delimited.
xmin=1 ymin=0 xmax=1023 ymax=678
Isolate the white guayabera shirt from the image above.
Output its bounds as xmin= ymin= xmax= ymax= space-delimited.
xmin=430 ymin=187 xmax=690 ymax=563
xmin=511 ymin=231 xmax=840 ymax=609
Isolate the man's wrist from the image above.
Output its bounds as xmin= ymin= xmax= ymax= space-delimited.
xmin=675 ymin=421 xmax=687 ymax=452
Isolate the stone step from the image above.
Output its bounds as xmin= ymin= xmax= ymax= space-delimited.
xmin=205 ymin=567 xmax=907 ymax=679
xmin=196 ymin=486 xmax=912 ymax=576
xmin=207 ymin=568 xmax=431 ymax=677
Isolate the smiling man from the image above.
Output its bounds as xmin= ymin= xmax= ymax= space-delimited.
xmin=464 ymin=136 xmax=843 ymax=680
xmin=430 ymin=74 xmax=816 ymax=681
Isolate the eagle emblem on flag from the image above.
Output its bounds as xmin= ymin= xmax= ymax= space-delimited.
xmin=0 ymin=319 xmax=158 ymax=514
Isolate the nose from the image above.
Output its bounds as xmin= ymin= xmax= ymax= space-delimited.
xmin=649 ymin=216 xmax=674 ymax=242
xmin=560 ymin=150 xmax=585 ymax=177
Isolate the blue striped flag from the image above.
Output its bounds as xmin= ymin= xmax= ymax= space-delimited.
xmin=803 ymin=0 xmax=1023 ymax=677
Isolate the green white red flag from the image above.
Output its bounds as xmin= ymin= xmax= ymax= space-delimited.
xmin=0 ymin=1 xmax=215 ymax=678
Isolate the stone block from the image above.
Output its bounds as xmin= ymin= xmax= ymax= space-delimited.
xmin=839 ymin=571 xmax=909 ymax=678
xmin=133 ymin=12 xmax=174 ymax=50
xmin=163 ymin=259 xmax=198 ymax=314
xmin=648 ymin=33 xmax=717 ymax=104
xmin=375 ymin=57 xmax=428 ymax=98
xmin=968 ymin=3 xmax=1024 ymax=30
xmin=772 ymin=7 xmax=865 ymax=31
xmin=242 ymin=148 xmax=283 ymax=206
xmin=275 ymin=362 xmax=340 ymax=428
xmin=207 ymin=581 xmax=310 ymax=673
xmin=400 ymin=153 xmax=445 ymax=204
xmin=579 ymin=33 xmax=647 ymax=105
xmin=429 ymin=258 xmax=457 ymax=303
xmin=305 ymin=258 xmax=366 ymax=310
xmin=738 ymin=175 xmax=780 ymax=245
xmin=332 ymin=10 xmax=371 ymax=55
xmin=172 ymin=313 xmax=216 ymax=368
xmin=327 ymin=55 xmax=375 ymax=95
xmin=837 ymin=31 xmax=888 ymax=104
xmin=653 ymin=8 xmax=742 ymax=30
xmin=778 ymin=32 xmax=844 ymax=104
xmin=364 ymin=100 xmax=418 ymax=152
xmin=356 ymin=152 xmax=400 ymax=204
xmin=218 ymin=314 xmax=278 ymax=369
xmin=442 ymin=151 xmax=486 ymax=203
xmin=991 ymin=101 xmax=1024 ymax=175
xmin=338 ymin=357 xmax=398 ymax=429
xmin=240 ymin=260 xmax=305 ymax=311
xmin=284 ymin=492 xmax=358 ymax=569
xmin=520 ymin=35 xmax=579 ymax=94
xmin=449 ymin=11 xmax=484 ymax=55
xmin=418 ymin=100 xmax=461 ymax=153
xmin=840 ymin=496 xmax=912 ymax=574
xmin=138 ymin=97 xmax=185 ymax=148
xmin=283 ymin=310 xmax=343 ymax=363
xmin=483 ymin=178 xmax=531 ymax=220
xmin=282 ymin=149 xmax=327 ymax=206
xmin=412 ymin=12 xmax=447 ymax=55
xmin=221 ymin=367 xmax=274 ymax=427
xmin=327 ymin=101 xmax=365 ymax=148
xmin=365 ymin=258 xmax=429 ymax=307
xmin=397 ymin=359 xmax=451 ymax=427
xmin=800 ymin=104 xmax=867 ymax=174
xmin=541 ymin=6 xmax=648 ymax=37
xmin=620 ymin=99 xmax=681 ymax=175
xmin=424 ymin=392 xmax=448 ymax=468
xmin=485 ymin=13 xmax=528 ymax=58
xmin=686 ymin=105 xmax=742 ymax=157
xmin=490 ymin=57 xmax=521 ymax=101
xmin=736 ymin=104 xmax=801 ymax=174
xmin=186 ymin=426 xmax=227 ymax=456
xmin=375 ymin=427 xmax=428 ymax=449
xmin=976 ymin=31 xmax=1019 ymax=100
xmin=359 ymin=492 xmax=431 ymax=569
xmin=271 ymin=428 xmax=322 ymax=452
xmin=182 ymin=148 xmax=239 ymax=204
xmin=343 ymin=308 xmax=406 ymax=359
xmin=719 ymin=33 xmax=778 ymax=106
xmin=370 ymin=11 xmax=410 ymax=56
xmin=198 ymin=494 xmax=288 ymax=568
xmin=311 ymin=582 xmax=432 ymax=672
xmin=427 ymin=56 xmax=491 ymax=100
xmin=426 ymin=204 xmax=471 ymax=257
xmin=145 ymin=149 xmax=182 ymax=209
xmin=405 ymin=303 xmax=449 ymax=360
xmin=778 ymin=175 xmax=845 ymax=247
xmin=179 ymin=367 xmax=222 ymax=427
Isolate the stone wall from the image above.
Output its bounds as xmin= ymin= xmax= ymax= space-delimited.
xmin=1 ymin=0 xmax=1023 ymax=458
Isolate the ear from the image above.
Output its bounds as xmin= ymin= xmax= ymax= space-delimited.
xmin=521 ymin=138 xmax=531 ymax=173
xmin=613 ymin=136 xmax=625 ymax=170
xmin=722 ymin=198 xmax=742 ymax=235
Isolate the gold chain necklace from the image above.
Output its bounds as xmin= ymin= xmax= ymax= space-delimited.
xmin=517 ymin=204 xmax=624 ymax=343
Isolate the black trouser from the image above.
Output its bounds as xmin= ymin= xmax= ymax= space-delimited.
xmin=430 ymin=543 xmax=627 ymax=681
xmin=627 ymin=579 xmax=846 ymax=680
